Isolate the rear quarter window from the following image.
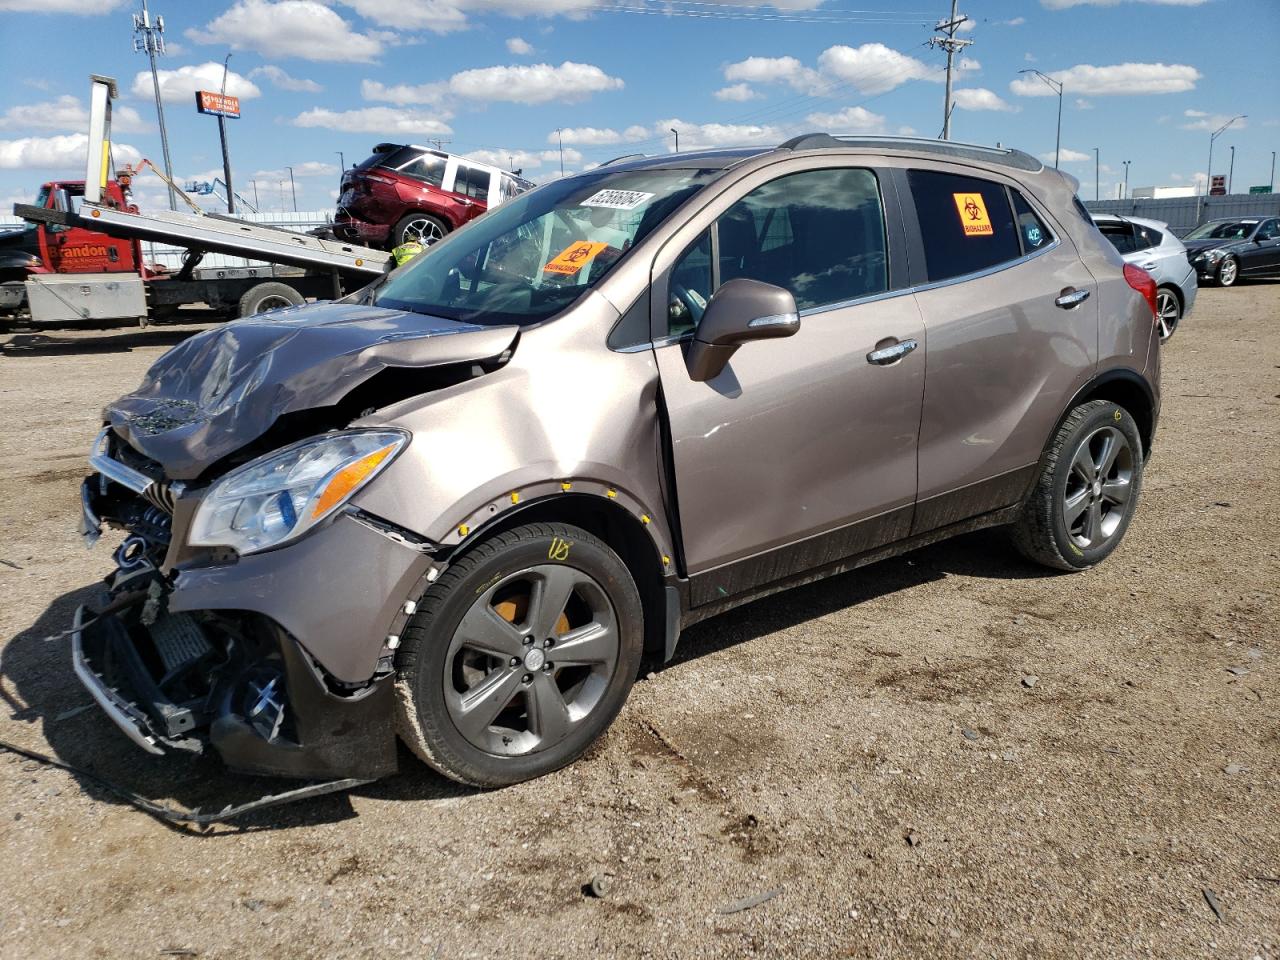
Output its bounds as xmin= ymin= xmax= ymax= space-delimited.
xmin=907 ymin=169 xmax=1020 ymax=282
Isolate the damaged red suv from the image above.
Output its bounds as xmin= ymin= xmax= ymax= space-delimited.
xmin=334 ymin=144 xmax=533 ymax=250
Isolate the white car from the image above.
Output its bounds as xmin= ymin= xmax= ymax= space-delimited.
xmin=1092 ymin=214 xmax=1197 ymax=342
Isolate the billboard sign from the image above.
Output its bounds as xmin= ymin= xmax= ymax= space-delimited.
xmin=1249 ymin=185 xmax=1272 ymax=195
xmin=195 ymin=90 xmax=240 ymax=119
xmin=1209 ymin=174 xmax=1227 ymax=196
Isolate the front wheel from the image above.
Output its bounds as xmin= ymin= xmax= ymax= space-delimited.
xmin=1155 ymin=286 xmax=1182 ymax=342
xmin=393 ymin=212 xmax=448 ymax=249
xmin=1215 ymin=255 xmax=1239 ymax=287
xmin=394 ymin=522 xmax=643 ymax=787
xmin=1012 ymin=400 xmax=1144 ymax=571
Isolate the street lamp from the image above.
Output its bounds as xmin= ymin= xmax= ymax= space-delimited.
xmin=1206 ymin=115 xmax=1245 ymax=195
xmin=670 ymin=127 xmax=680 ymax=153
xmin=1227 ymin=145 xmax=1235 ymax=194
xmin=218 ymin=53 xmax=234 ymax=214
xmin=1122 ymin=160 xmax=1131 ymax=200
xmin=336 ymin=151 xmax=345 ymax=171
xmin=1019 ymin=69 xmax=1063 ymax=169
xmin=1093 ymin=147 xmax=1100 ymax=201
xmin=286 ymin=165 xmax=297 ymax=212
xmin=554 ymin=128 xmax=564 ymax=177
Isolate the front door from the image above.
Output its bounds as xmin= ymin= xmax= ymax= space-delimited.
xmin=42 ymin=184 xmax=133 ymax=274
xmin=1242 ymin=218 xmax=1280 ymax=275
xmin=654 ymin=165 xmax=925 ymax=607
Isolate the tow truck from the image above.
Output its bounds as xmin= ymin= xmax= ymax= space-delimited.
xmin=2 ymin=75 xmax=393 ymax=327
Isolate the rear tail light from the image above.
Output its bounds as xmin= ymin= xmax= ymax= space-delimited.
xmin=1123 ymin=262 xmax=1158 ymax=321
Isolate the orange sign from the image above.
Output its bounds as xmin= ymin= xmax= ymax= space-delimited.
xmin=195 ymin=90 xmax=241 ymax=118
xmin=952 ymin=192 xmax=993 ymax=236
xmin=543 ymin=241 xmax=608 ymax=276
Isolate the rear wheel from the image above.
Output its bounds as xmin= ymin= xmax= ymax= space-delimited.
xmin=1012 ymin=400 xmax=1144 ymax=571
xmin=394 ymin=212 xmax=448 ymax=249
xmin=1155 ymin=286 xmax=1181 ymax=342
xmin=395 ymin=522 xmax=643 ymax=787
xmin=238 ymin=281 xmax=304 ymax=318
xmin=1215 ymin=255 xmax=1239 ymax=287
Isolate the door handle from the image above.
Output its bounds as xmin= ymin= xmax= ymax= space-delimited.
xmin=866 ymin=338 xmax=918 ymax=366
xmin=1055 ymin=287 xmax=1091 ymax=309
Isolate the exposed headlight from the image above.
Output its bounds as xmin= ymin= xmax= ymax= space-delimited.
xmin=189 ymin=430 xmax=408 ymax=555
xmin=1203 ymin=248 xmax=1225 ymax=262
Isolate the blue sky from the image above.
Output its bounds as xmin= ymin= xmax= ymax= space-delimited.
xmin=0 ymin=0 xmax=1276 ymax=214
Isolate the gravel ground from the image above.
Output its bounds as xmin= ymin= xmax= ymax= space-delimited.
xmin=0 ymin=287 xmax=1276 ymax=960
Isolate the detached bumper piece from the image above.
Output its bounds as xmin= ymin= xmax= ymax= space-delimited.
xmin=72 ymin=604 xmax=399 ymax=781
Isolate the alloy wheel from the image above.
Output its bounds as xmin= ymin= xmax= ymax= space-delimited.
xmin=1155 ymin=290 xmax=1180 ymax=341
xmin=1062 ymin=425 xmax=1135 ymax=551
xmin=443 ymin=565 xmax=620 ymax=757
xmin=402 ymin=217 xmax=444 ymax=246
xmin=1219 ymin=257 xmax=1238 ymax=286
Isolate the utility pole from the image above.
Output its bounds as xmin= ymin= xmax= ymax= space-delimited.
xmin=670 ymin=127 xmax=680 ymax=152
xmin=217 ymin=53 xmax=235 ymax=214
xmin=286 ymin=166 xmax=297 ymax=212
xmin=1270 ymin=151 xmax=1276 ymax=192
xmin=132 ymin=0 xmax=176 ymax=211
xmin=928 ymin=0 xmax=973 ymax=141
xmin=336 ymin=151 xmax=345 ymax=171
xmin=1093 ymin=147 xmax=1100 ymax=201
xmin=278 ymin=181 xmax=286 ymax=213
xmin=1019 ymin=69 xmax=1063 ymax=168
xmin=1207 ymin=115 xmax=1245 ymax=195
xmin=1227 ymin=145 xmax=1235 ymax=194
xmin=554 ymin=128 xmax=565 ymax=176
xmin=1122 ymin=160 xmax=1130 ymax=200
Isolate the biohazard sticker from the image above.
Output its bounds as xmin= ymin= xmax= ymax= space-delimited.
xmin=580 ymin=189 xmax=653 ymax=210
xmin=543 ymin=241 xmax=609 ymax=275
xmin=952 ymin=192 xmax=994 ymax=236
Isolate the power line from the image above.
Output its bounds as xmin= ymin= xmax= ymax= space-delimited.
xmin=926 ymin=0 xmax=973 ymax=140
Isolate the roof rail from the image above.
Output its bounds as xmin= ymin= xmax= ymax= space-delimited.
xmin=778 ymin=133 xmax=1043 ymax=172
xmin=600 ymin=153 xmax=647 ymax=166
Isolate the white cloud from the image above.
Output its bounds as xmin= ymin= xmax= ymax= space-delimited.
xmin=955 ymin=13 xmax=976 ymax=31
xmin=0 ymin=0 xmax=126 ymax=11
xmin=804 ymin=105 xmax=888 ymax=133
xmin=1179 ymin=110 xmax=1247 ymax=132
xmin=1075 ymin=98 xmax=1093 ymax=110
xmin=1040 ymin=0 xmax=1207 ymax=7
xmin=131 ymin=63 xmax=262 ymax=104
xmin=656 ymin=119 xmax=784 ymax=151
xmin=464 ymin=146 xmax=582 ymax=172
xmin=291 ymin=106 xmax=453 ymax=136
xmin=361 ymin=79 xmax=443 ymax=105
xmin=506 ymin=37 xmax=533 ymax=55
xmin=250 ymin=65 xmax=323 ymax=93
xmin=714 ymin=83 xmax=760 ymax=102
xmin=0 ymin=95 xmax=150 ymax=134
xmin=448 ymin=62 xmax=623 ymax=105
xmin=1000 ymin=16 xmax=1026 ymax=25
xmin=337 ymin=0 xmax=606 ymax=34
xmin=1024 ymin=52 xmax=1036 ymax=62
xmin=1039 ymin=147 xmax=1093 ymax=164
xmin=952 ymin=88 xmax=1018 ymax=112
xmin=1010 ymin=62 xmax=1200 ymax=97
xmin=188 ymin=0 xmax=383 ymax=63
xmin=252 ymin=161 xmax=339 ymax=179
xmin=0 ymin=133 xmax=140 ymax=171
xmin=817 ymin=43 xmax=941 ymax=94
xmin=958 ymin=57 xmax=981 ymax=73
xmin=550 ymin=126 xmax=633 ymax=146
xmin=724 ymin=56 xmax=822 ymax=93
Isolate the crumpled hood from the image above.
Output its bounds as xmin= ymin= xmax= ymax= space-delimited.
xmin=1183 ymin=238 xmax=1242 ymax=257
xmin=107 ymin=300 xmax=518 ymax=480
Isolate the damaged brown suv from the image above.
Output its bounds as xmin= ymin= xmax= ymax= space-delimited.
xmin=75 ymin=135 xmax=1161 ymax=787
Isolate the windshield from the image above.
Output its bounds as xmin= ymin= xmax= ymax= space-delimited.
xmin=373 ymin=168 xmax=718 ymax=326
xmin=1185 ymin=220 xmax=1256 ymax=240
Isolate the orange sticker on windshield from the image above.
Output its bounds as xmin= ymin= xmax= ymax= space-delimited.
xmin=543 ymin=241 xmax=609 ymax=276
xmin=953 ymin=192 xmax=994 ymax=236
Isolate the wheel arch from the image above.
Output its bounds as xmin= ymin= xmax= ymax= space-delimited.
xmin=1156 ymin=282 xmax=1183 ymax=312
xmin=445 ymin=493 xmax=673 ymax=662
xmin=1060 ymin=368 xmax=1156 ymax=457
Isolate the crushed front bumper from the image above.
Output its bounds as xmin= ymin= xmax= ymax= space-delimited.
xmin=333 ymin=214 xmax=391 ymax=248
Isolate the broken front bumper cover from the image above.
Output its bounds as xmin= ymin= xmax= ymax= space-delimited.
xmin=71 ymin=603 xmax=400 ymax=781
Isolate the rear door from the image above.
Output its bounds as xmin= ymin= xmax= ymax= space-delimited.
xmin=901 ymin=166 xmax=1099 ymax=533
xmin=653 ymin=161 xmax=925 ymax=606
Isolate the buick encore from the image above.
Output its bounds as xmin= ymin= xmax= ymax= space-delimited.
xmin=74 ymin=135 xmax=1162 ymax=787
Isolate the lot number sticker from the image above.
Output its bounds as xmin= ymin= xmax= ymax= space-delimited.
xmin=952 ymin=192 xmax=994 ymax=236
xmin=580 ymin=189 xmax=654 ymax=210
xmin=544 ymin=241 xmax=609 ymax=275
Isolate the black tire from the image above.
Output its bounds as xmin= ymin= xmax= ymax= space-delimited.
xmin=1214 ymin=255 xmax=1239 ymax=288
xmin=394 ymin=522 xmax=643 ymax=787
xmin=393 ymin=212 xmax=449 ymax=249
xmin=1012 ymin=400 xmax=1144 ymax=572
xmin=238 ymin=281 xmax=304 ymax=318
xmin=1154 ymin=286 xmax=1182 ymax=342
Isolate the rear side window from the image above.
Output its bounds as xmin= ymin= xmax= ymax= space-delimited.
xmin=1134 ymin=225 xmax=1162 ymax=250
xmin=1010 ymin=190 xmax=1054 ymax=253
xmin=908 ymin=169 xmax=1019 ymax=281
xmin=454 ymin=165 xmax=490 ymax=200
xmin=398 ymin=154 xmax=446 ymax=187
xmin=1097 ymin=221 xmax=1138 ymax=253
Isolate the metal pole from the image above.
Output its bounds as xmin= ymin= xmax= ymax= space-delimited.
xmin=1270 ymin=151 xmax=1276 ymax=192
xmin=136 ymin=0 xmax=177 ymax=211
xmin=250 ymin=179 xmax=259 ymax=209
xmin=278 ymin=181 xmax=286 ymax=213
xmin=670 ymin=127 xmax=679 ymax=152
xmin=555 ymin=129 xmax=564 ymax=176
xmin=1207 ymin=137 xmax=1214 ymax=196
xmin=1227 ymin=145 xmax=1235 ymax=194
xmin=287 ymin=166 xmax=297 ymax=212
xmin=218 ymin=53 xmax=234 ymax=214
xmin=1122 ymin=160 xmax=1130 ymax=200
xmin=1054 ymin=84 xmax=1062 ymax=171
xmin=336 ymin=151 xmax=345 ymax=171
xmin=1094 ymin=147 xmax=1100 ymax=201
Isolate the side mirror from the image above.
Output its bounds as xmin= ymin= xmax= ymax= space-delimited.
xmin=685 ymin=278 xmax=799 ymax=382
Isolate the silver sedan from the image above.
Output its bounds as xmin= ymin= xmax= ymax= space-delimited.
xmin=1093 ymin=214 xmax=1197 ymax=342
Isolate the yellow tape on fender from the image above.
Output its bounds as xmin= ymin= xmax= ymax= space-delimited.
xmin=953 ymin=192 xmax=994 ymax=236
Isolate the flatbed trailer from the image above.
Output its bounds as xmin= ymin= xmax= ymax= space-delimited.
xmin=3 ymin=75 xmax=393 ymax=326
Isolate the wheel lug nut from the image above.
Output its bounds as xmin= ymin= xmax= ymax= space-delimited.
xmin=542 ymin=662 xmax=553 ymax=672
xmin=522 ymin=673 xmax=533 ymax=684
xmin=522 ymin=636 xmax=534 ymax=646
xmin=544 ymin=638 xmax=554 ymax=648
xmin=509 ymin=657 xmax=520 ymax=667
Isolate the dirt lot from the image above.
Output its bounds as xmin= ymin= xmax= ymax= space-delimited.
xmin=0 ymin=287 xmax=1276 ymax=960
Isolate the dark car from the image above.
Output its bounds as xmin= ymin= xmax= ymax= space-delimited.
xmin=1183 ymin=216 xmax=1280 ymax=287
xmin=334 ymin=143 xmax=532 ymax=250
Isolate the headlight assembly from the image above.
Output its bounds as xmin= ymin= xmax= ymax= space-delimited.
xmin=189 ymin=429 xmax=408 ymax=555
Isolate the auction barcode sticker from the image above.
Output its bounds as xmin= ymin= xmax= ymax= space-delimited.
xmin=580 ymin=189 xmax=654 ymax=210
